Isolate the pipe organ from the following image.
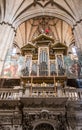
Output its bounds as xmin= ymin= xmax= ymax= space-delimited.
xmin=21 ymin=33 xmax=67 ymax=77
xmin=21 ymin=33 xmax=67 ymax=97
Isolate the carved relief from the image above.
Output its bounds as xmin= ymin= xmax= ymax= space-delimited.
xmin=0 ymin=116 xmax=13 ymax=124
xmin=22 ymin=110 xmax=69 ymax=130
xmin=0 ymin=125 xmax=10 ymax=130
xmin=23 ymin=113 xmax=33 ymax=130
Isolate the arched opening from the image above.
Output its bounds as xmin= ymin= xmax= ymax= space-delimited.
xmin=15 ymin=16 xmax=74 ymax=48
xmin=14 ymin=8 xmax=74 ymax=28
xmin=34 ymin=123 xmax=55 ymax=130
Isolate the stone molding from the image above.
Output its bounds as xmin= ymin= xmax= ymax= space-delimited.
xmin=72 ymin=19 xmax=82 ymax=31
xmin=0 ymin=21 xmax=16 ymax=34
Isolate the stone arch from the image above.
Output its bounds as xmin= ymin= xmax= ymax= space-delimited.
xmin=33 ymin=120 xmax=56 ymax=130
xmin=14 ymin=8 xmax=74 ymax=29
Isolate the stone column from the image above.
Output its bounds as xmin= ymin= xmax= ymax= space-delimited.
xmin=0 ymin=23 xmax=15 ymax=75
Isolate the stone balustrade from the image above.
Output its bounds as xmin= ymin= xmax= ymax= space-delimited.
xmin=0 ymin=88 xmax=20 ymax=100
xmin=63 ymin=87 xmax=82 ymax=100
xmin=0 ymin=87 xmax=82 ymax=101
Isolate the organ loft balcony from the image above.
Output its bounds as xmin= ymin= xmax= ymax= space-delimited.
xmin=20 ymin=33 xmax=67 ymax=98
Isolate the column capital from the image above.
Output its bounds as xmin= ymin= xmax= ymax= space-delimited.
xmin=72 ymin=19 xmax=82 ymax=31
xmin=0 ymin=21 xmax=16 ymax=34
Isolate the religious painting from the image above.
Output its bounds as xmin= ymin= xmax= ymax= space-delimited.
xmin=64 ymin=56 xmax=82 ymax=78
xmin=2 ymin=46 xmax=24 ymax=78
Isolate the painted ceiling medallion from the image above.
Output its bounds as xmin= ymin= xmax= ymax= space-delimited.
xmin=34 ymin=0 xmax=54 ymax=7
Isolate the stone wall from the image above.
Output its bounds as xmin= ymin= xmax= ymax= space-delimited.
xmin=0 ymin=97 xmax=82 ymax=130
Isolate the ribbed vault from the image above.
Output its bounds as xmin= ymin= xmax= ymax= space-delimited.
xmin=14 ymin=16 xmax=74 ymax=48
xmin=0 ymin=0 xmax=82 ymax=28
